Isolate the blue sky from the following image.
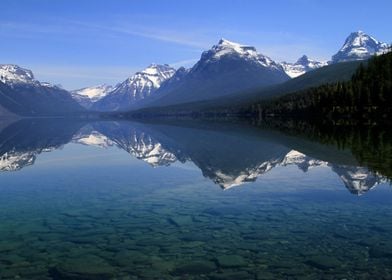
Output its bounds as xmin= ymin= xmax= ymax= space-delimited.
xmin=0 ymin=0 xmax=391 ymax=89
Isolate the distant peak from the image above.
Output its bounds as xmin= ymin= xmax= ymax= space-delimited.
xmin=211 ymin=38 xmax=258 ymax=56
xmin=217 ymin=38 xmax=243 ymax=47
xmin=331 ymin=30 xmax=388 ymax=63
xmin=0 ymin=64 xmax=35 ymax=84
xmin=218 ymin=38 xmax=231 ymax=44
xmin=354 ymin=30 xmax=365 ymax=35
xmin=296 ymin=55 xmax=309 ymax=64
xmin=146 ymin=63 xmax=172 ymax=70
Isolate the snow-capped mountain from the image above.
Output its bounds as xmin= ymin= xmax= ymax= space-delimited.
xmin=200 ymin=38 xmax=284 ymax=70
xmin=40 ymin=82 xmax=63 ymax=89
xmin=0 ymin=64 xmax=85 ymax=116
xmin=93 ymin=64 xmax=176 ymax=111
xmin=71 ymin=84 xmax=113 ymax=108
xmin=0 ymin=65 xmax=62 ymax=89
xmin=281 ymin=55 xmax=328 ymax=78
xmin=144 ymin=39 xmax=290 ymax=107
xmin=331 ymin=31 xmax=389 ymax=63
xmin=0 ymin=64 xmax=38 ymax=87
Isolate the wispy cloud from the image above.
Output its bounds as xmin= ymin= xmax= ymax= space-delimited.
xmin=0 ymin=19 xmax=210 ymax=49
xmin=66 ymin=20 xmax=210 ymax=49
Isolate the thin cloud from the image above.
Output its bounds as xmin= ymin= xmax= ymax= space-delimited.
xmin=67 ymin=20 xmax=210 ymax=49
xmin=0 ymin=20 xmax=210 ymax=49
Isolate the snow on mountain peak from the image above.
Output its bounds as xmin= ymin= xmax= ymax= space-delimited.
xmin=137 ymin=64 xmax=176 ymax=87
xmin=72 ymin=84 xmax=113 ymax=101
xmin=332 ymin=31 xmax=389 ymax=63
xmin=0 ymin=64 xmax=36 ymax=85
xmin=210 ymin=38 xmax=258 ymax=59
xmin=199 ymin=38 xmax=283 ymax=70
xmin=116 ymin=64 xmax=176 ymax=96
xmin=280 ymin=55 xmax=327 ymax=78
xmin=295 ymin=55 xmax=310 ymax=65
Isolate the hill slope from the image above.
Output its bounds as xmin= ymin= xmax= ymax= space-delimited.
xmin=249 ymin=51 xmax=392 ymax=120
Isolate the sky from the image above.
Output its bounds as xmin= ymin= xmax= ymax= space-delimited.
xmin=0 ymin=0 xmax=391 ymax=90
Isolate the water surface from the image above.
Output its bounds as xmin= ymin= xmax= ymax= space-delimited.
xmin=0 ymin=119 xmax=391 ymax=279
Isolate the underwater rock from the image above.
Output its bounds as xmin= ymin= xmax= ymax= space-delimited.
xmin=306 ymin=255 xmax=341 ymax=270
xmin=49 ymin=255 xmax=116 ymax=279
xmin=216 ymin=255 xmax=247 ymax=268
xmin=173 ymin=260 xmax=216 ymax=275
xmin=168 ymin=216 xmax=193 ymax=227
xmin=210 ymin=271 xmax=252 ymax=280
xmin=369 ymin=246 xmax=392 ymax=258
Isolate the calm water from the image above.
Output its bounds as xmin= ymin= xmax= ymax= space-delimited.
xmin=0 ymin=118 xmax=392 ymax=279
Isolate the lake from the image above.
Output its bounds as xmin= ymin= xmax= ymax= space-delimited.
xmin=0 ymin=118 xmax=391 ymax=279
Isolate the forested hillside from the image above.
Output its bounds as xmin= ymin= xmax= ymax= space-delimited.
xmin=247 ymin=50 xmax=392 ymax=121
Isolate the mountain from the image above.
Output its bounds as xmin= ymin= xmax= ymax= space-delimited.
xmin=71 ymin=84 xmax=113 ymax=109
xmin=332 ymin=31 xmax=389 ymax=63
xmin=0 ymin=64 xmax=85 ymax=116
xmin=281 ymin=55 xmax=328 ymax=78
xmin=0 ymin=64 xmax=36 ymax=86
xmin=129 ymin=32 xmax=386 ymax=115
xmin=140 ymin=39 xmax=290 ymax=108
xmin=93 ymin=64 xmax=176 ymax=111
xmin=131 ymin=60 xmax=363 ymax=116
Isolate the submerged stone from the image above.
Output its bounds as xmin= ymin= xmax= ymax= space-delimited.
xmin=173 ymin=260 xmax=216 ymax=275
xmin=168 ymin=216 xmax=193 ymax=227
xmin=210 ymin=271 xmax=252 ymax=280
xmin=306 ymin=255 xmax=341 ymax=270
xmin=50 ymin=255 xmax=116 ymax=279
xmin=369 ymin=246 xmax=392 ymax=258
xmin=216 ymin=255 xmax=247 ymax=268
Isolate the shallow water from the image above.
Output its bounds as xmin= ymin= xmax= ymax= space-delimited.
xmin=0 ymin=119 xmax=391 ymax=279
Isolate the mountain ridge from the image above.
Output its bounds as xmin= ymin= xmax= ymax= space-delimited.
xmin=93 ymin=64 xmax=176 ymax=111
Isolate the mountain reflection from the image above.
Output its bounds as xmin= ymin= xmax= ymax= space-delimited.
xmin=0 ymin=119 xmax=388 ymax=195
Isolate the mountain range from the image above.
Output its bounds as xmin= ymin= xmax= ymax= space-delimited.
xmin=93 ymin=64 xmax=176 ymax=111
xmin=0 ymin=64 xmax=85 ymax=116
xmin=0 ymin=31 xmax=389 ymax=116
xmin=280 ymin=55 xmax=328 ymax=78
